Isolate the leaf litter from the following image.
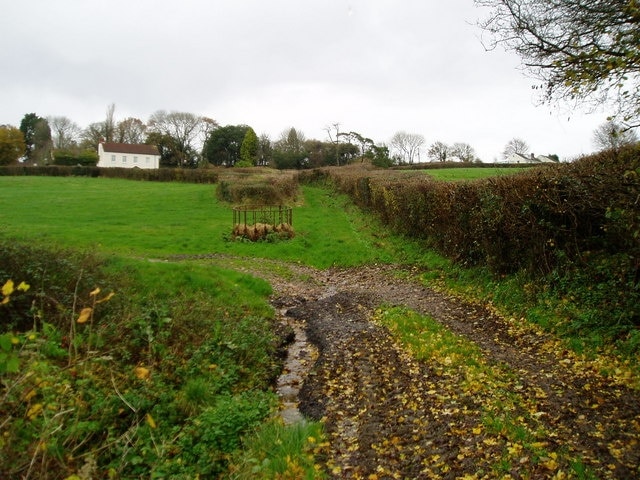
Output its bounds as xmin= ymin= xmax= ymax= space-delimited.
xmin=187 ymin=256 xmax=640 ymax=478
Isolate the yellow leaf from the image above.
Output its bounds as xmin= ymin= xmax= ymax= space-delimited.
xmin=89 ymin=287 xmax=101 ymax=297
xmin=77 ymin=307 xmax=93 ymax=324
xmin=23 ymin=388 xmax=37 ymax=402
xmin=26 ymin=403 xmax=43 ymax=420
xmin=96 ymin=292 xmax=115 ymax=304
xmin=146 ymin=413 xmax=157 ymax=429
xmin=2 ymin=280 xmax=14 ymax=297
xmin=542 ymin=453 xmax=559 ymax=470
xmin=135 ymin=366 xmax=150 ymax=380
xmin=1 ymin=296 xmax=9 ymax=305
xmin=17 ymin=281 xmax=30 ymax=292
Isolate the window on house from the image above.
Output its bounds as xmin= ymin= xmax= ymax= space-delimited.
xmin=111 ymin=155 xmax=116 ymax=162
xmin=122 ymin=156 xmax=127 ymax=164
xmin=146 ymin=157 xmax=150 ymax=164
xmin=133 ymin=156 xmax=138 ymax=164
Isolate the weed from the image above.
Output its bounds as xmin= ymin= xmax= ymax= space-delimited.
xmin=227 ymin=420 xmax=327 ymax=479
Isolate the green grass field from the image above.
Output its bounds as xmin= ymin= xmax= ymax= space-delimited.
xmin=422 ymin=166 xmax=527 ymax=181
xmin=0 ymin=176 xmax=400 ymax=268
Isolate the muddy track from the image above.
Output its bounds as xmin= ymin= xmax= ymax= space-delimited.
xmin=176 ymin=256 xmax=640 ymax=478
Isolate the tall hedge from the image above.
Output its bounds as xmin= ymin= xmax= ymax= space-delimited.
xmin=301 ymin=147 xmax=640 ymax=277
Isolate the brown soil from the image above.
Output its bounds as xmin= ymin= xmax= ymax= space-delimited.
xmin=182 ymin=256 xmax=640 ymax=478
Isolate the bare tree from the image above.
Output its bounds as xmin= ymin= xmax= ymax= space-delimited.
xmin=502 ymin=138 xmax=530 ymax=159
xmin=258 ymin=133 xmax=273 ymax=166
xmin=475 ymin=0 xmax=640 ymax=126
xmin=81 ymin=122 xmax=106 ymax=149
xmin=276 ymin=127 xmax=306 ymax=153
xmin=324 ymin=122 xmax=341 ymax=165
xmin=340 ymin=131 xmax=376 ymax=162
xmin=450 ymin=142 xmax=477 ymax=163
xmin=147 ymin=110 xmax=214 ymax=166
xmin=48 ymin=116 xmax=80 ymax=149
xmin=592 ymin=121 xmax=639 ymax=152
xmin=390 ymin=131 xmax=425 ymax=164
xmin=427 ymin=141 xmax=450 ymax=162
xmin=201 ymin=117 xmax=219 ymax=142
xmin=116 ymin=117 xmax=146 ymax=144
xmin=104 ymin=103 xmax=116 ymax=142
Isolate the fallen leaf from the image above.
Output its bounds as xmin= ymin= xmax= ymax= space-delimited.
xmin=77 ymin=307 xmax=93 ymax=324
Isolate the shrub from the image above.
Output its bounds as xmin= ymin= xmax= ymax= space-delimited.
xmin=0 ymin=239 xmax=284 ymax=479
xmin=52 ymin=149 xmax=98 ymax=166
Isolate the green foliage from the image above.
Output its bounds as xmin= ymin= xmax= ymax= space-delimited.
xmin=173 ymin=391 xmax=276 ymax=477
xmin=239 ymin=127 xmax=259 ymax=166
xmin=0 ymin=125 xmax=26 ymax=165
xmin=204 ymin=124 xmax=251 ymax=166
xmin=0 ymin=238 xmax=282 ymax=479
xmin=304 ymin=148 xmax=640 ymax=352
xmin=19 ymin=113 xmax=52 ymax=163
xmin=52 ymin=148 xmax=98 ymax=166
xmin=0 ymin=332 xmax=20 ymax=373
xmin=228 ymin=420 xmax=327 ymax=479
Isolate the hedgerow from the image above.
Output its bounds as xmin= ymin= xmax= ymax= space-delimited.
xmin=300 ymin=147 xmax=640 ymax=349
xmin=301 ymin=148 xmax=639 ymax=274
xmin=0 ymin=165 xmax=219 ymax=183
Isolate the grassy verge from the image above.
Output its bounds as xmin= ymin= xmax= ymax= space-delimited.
xmin=414 ymin=252 xmax=640 ymax=381
xmin=0 ymin=239 xmax=325 ymax=479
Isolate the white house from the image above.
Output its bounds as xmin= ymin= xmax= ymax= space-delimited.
xmin=97 ymin=142 xmax=161 ymax=169
xmin=498 ymin=153 xmax=559 ymax=164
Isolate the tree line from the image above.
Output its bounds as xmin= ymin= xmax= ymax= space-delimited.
xmin=2 ymin=1 xmax=639 ymax=167
xmin=0 ymin=106 xmax=487 ymax=168
xmin=0 ymin=104 xmax=636 ymax=168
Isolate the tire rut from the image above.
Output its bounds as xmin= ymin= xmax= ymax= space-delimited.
xmin=176 ymin=255 xmax=640 ymax=478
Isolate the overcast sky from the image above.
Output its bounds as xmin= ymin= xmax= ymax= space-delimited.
xmin=1 ymin=0 xmax=609 ymax=162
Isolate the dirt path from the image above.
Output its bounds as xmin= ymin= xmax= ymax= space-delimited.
xmin=181 ymin=256 xmax=640 ymax=478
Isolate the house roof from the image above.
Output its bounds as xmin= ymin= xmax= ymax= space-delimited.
xmin=101 ymin=142 xmax=160 ymax=155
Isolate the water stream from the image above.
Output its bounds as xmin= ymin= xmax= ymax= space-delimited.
xmin=275 ymin=310 xmax=317 ymax=424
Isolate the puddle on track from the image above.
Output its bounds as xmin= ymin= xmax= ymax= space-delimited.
xmin=275 ymin=310 xmax=317 ymax=424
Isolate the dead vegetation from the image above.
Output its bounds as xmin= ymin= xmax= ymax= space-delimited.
xmin=232 ymin=222 xmax=295 ymax=241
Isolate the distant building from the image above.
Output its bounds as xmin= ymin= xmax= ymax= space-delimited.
xmin=498 ymin=153 xmax=559 ymax=164
xmin=98 ymin=142 xmax=161 ymax=169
